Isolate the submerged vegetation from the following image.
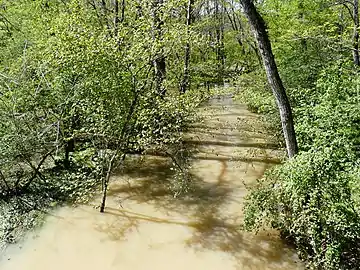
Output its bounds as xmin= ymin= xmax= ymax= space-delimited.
xmin=0 ymin=0 xmax=360 ymax=269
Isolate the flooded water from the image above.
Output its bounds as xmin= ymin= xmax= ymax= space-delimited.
xmin=0 ymin=96 xmax=303 ymax=270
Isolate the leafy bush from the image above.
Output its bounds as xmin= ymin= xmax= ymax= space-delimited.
xmin=242 ymin=62 xmax=360 ymax=269
xmin=245 ymin=147 xmax=360 ymax=269
xmin=294 ymin=63 xmax=360 ymax=152
xmin=235 ymin=71 xmax=276 ymax=115
xmin=130 ymin=91 xmax=203 ymax=150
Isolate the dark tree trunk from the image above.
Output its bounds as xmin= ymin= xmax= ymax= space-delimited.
xmin=298 ymin=1 xmax=307 ymax=51
xmin=100 ymin=153 xmax=116 ymax=213
xmin=63 ymin=114 xmax=79 ymax=168
xmin=180 ymin=0 xmax=194 ymax=94
xmin=225 ymin=3 xmax=262 ymax=64
xmin=64 ymin=139 xmax=74 ymax=169
xmin=215 ymin=0 xmax=225 ymax=85
xmin=152 ymin=0 xmax=167 ymax=97
xmin=225 ymin=5 xmax=249 ymax=58
xmin=135 ymin=1 xmax=143 ymax=19
xmin=100 ymin=0 xmax=111 ymax=32
xmin=101 ymin=0 xmax=106 ymax=11
xmin=114 ymin=0 xmax=119 ymax=38
xmin=354 ymin=0 xmax=360 ymax=66
xmin=240 ymin=0 xmax=298 ymax=158
xmin=154 ymin=56 xmax=166 ymax=96
xmin=120 ymin=0 xmax=125 ymax=23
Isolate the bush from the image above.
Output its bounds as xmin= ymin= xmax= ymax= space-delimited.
xmin=244 ymin=147 xmax=360 ymax=269
xmin=235 ymin=71 xmax=276 ymax=115
xmin=242 ymin=62 xmax=360 ymax=269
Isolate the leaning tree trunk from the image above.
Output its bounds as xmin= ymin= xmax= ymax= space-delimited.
xmin=180 ymin=0 xmax=194 ymax=94
xmin=354 ymin=0 xmax=360 ymax=66
xmin=240 ymin=0 xmax=298 ymax=158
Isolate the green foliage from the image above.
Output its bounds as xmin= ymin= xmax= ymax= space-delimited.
xmin=132 ymin=91 xmax=203 ymax=149
xmin=260 ymin=0 xmax=349 ymax=89
xmin=234 ymin=71 xmax=275 ymax=114
xmin=245 ymin=148 xmax=360 ymax=269
xmin=243 ymin=56 xmax=360 ymax=270
xmin=0 ymin=0 xmax=209 ymax=248
xmin=294 ymin=63 xmax=360 ymax=152
xmin=238 ymin=0 xmax=360 ymax=267
xmin=2 ymin=0 xmax=360 ymax=268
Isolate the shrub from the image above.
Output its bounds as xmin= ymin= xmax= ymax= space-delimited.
xmin=244 ymin=147 xmax=360 ymax=269
xmin=243 ymin=62 xmax=360 ymax=269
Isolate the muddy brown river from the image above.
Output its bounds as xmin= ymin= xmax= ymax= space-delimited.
xmin=0 ymin=96 xmax=303 ymax=270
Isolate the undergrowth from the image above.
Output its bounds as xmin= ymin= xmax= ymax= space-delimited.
xmin=238 ymin=64 xmax=360 ymax=269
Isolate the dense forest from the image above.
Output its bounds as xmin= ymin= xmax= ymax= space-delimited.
xmin=0 ymin=0 xmax=359 ymax=269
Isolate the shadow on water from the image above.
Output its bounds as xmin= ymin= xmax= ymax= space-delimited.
xmin=92 ymin=146 xmax=296 ymax=268
xmin=91 ymin=96 xmax=299 ymax=269
xmin=193 ymin=155 xmax=281 ymax=165
xmin=0 ymin=97 xmax=302 ymax=270
xmin=188 ymin=124 xmax=267 ymax=135
xmin=189 ymin=129 xmax=274 ymax=141
xmin=184 ymin=140 xmax=279 ymax=150
xmin=207 ymin=113 xmax=259 ymax=119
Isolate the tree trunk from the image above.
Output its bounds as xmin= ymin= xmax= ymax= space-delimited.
xmin=99 ymin=75 xmax=144 ymax=212
xmin=354 ymin=0 xmax=360 ymax=66
xmin=100 ymin=153 xmax=116 ymax=213
xmin=120 ymin=0 xmax=125 ymax=23
xmin=101 ymin=0 xmax=107 ymax=12
xmin=114 ymin=0 xmax=119 ymax=38
xmin=64 ymin=139 xmax=74 ymax=169
xmin=100 ymin=0 xmax=111 ymax=32
xmin=152 ymin=0 xmax=167 ymax=97
xmin=240 ymin=0 xmax=298 ymax=158
xmin=224 ymin=5 xmax=250 ymax=58
xmin=180 ymin=0 xmax=194 ymax=94
xmin=215 ymin=0 xmax=225 ymax=85
xmin=63 ymin=114 xmax=79 ymax=168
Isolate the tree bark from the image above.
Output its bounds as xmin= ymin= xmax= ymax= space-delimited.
xmin=114 ymin=0 xmax=119 ymax=38
xmin=100 ymin=153 xmax=116 ymax=213
xmin=101 ymin=0 xmax=107 ymax=12
xmin=152 ymin=0 xmax=167 ymax=97
xmin=215 ymin=0 xmax=225 ymax=85
xmin=120 ymin=0 xmax=125 ymax=23
xmin=240 ymin=0 xmax=298 ymax=158
xmin=354 ymin=0 xmax=360 ymax=66
xmin=180 ymin=0 xmax=194 ymax=94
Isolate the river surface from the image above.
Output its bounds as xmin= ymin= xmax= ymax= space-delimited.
xmin=0 ymin=96 xmax=303 ymax=270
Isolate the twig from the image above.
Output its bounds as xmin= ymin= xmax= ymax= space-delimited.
xmin=0 ymin=169 xmax=11 ymax=193
xmin=22 ymin=148 xmax=57 ymax=189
